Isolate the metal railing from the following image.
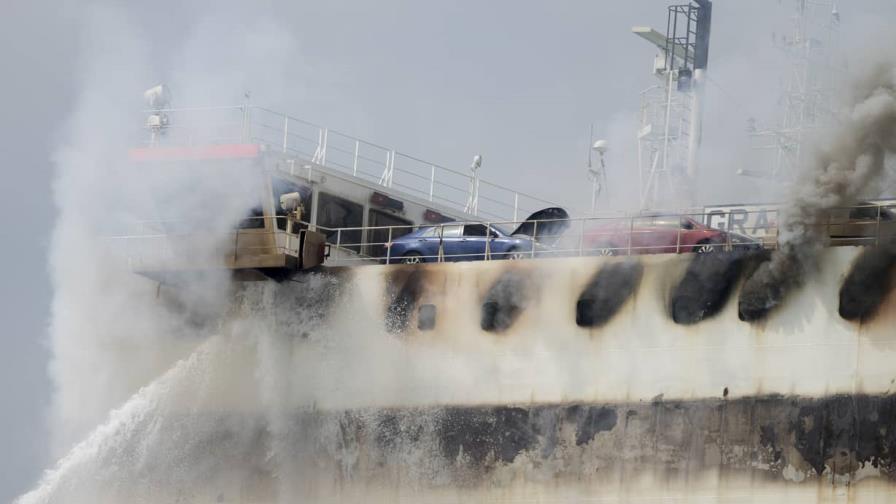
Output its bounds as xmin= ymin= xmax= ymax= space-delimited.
xmin=110 ymin=204 xmax=895 ymax=269
xmin=142 ymin=105 xmax=561 ymax=222
xmin=308 ymin=203 xmax=896 ymax=265
xmin=111 ymin=216 xmax=314 ymax=271
xmin=309 ymin=214 xmax=764 ymax=266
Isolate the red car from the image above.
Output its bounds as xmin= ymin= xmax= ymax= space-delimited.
xmin=583 ymin=214 xmax=756 ymax=256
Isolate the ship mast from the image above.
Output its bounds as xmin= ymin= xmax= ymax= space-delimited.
xmin=633 ymin=0 xmax=712 ymax=210
xmin=742 ymin=0 xmax=842 ymax=181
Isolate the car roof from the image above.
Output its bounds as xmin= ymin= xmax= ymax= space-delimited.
xmin=411 ymin=222 xmax=509 ymax=234
xmin=425 ymin=221 xmax=496 ymax=227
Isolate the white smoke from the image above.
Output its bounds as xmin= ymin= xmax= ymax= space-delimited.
xmin=46 ymin=5 xmax=178 ymax=452
xmin=43 ymin=0 xmax=306 ymax=464
xmin=29 ymin=2 xmax=340 ymax=500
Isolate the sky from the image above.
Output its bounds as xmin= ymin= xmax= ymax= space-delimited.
xmin=2 ymin=0 xmax=896 ymax=500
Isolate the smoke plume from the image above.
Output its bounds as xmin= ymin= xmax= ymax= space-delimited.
xmin=739 ymin=60 xmax=896 ymax=321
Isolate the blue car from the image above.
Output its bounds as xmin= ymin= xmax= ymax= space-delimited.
xmin=384 ymin=208 xmax=570 ymax=264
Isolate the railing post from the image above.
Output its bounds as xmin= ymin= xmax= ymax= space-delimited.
xmin=513 ymin=193 xmax=519 ymax=222
xmin=485 ymin=222 xmax=491 ymax=261
xmin=438 ymin=225 xmax=444 ymax=263
xmin=321 ymin=128 xmax=329 ymax=166
xmin=233 ymin=229 xmax=240 ymax=263
xmin=531 ymin=221 xmax=538 ymax=259
xmin=386 ymin=227 xmax=393 ymax=264
xmin=473 ymin=174 xmax=480 ymax=216
xmin=282 ymin=115 xmax=289 ymax=153
xmin=379 ymin=151 xmax=393 ymax=187
xmin=429 ymin=165 xmax=435 ymax=201
xmin=336 ymin=228 xmax=342 ymax=251
xmin=726 ymin=212 xmax=732 ymax=251
xmin=579 ymin=218 xmax=585 ymax=257
xmin=388 ymin=150 xmax=396 ymax=187
xmin=314 ymin=128 xmax=323 ymax=163
xmin=676 ymin=221 xmax=682 ymax=253
xmin=877 ymin=205 xmax=882 ymax=247
xmin=627 ymin=216 xmax=634 ymax=256
xmin=352 ymin=140 xmax=360 ymax=176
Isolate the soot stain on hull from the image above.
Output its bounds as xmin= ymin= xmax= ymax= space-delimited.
xmin=385 ymin=267 xmax=429 ymax=334
xmin=736 ymin=250 xmax=793 ymax=323
xmin=670 ymin=251 xmax=758 ymax=325
xmin=286 ymin=394 xmax=896 ymax=486
xmin=839 ymin=246 xmax=896 ymax=322
xmin=438 ymin=407 xmax=538 ymax=464
xmin=565 ymin=405 xmax=619 ymax=446
xmin=92 ymin=396 xmax=896 ymax=499
xmin=481 ymin=269 xmax=534 ymax=333
xmin=576 ymin=260 xmax=643 ymax=328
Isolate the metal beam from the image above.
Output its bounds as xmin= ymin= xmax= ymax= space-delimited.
xmin=631 ymin=26 xmax=693 ymax=66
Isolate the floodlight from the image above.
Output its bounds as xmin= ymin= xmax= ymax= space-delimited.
xmin=280 ymin=192 xmax=302 ymax=211
xmin=592 ymin=139 xmax=608 ymax=154
xmin=471 ymin=155 xmax=482 ymax=171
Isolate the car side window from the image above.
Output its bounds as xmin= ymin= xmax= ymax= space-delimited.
xmin=652 ymin=218 xmax=679 ymax=228
xmin=680 ymin=218 xmax=695 ymax=230
xmin=439 ymin=225 xmax=462 ymax=238
xmin=849 ymin=206 xmax=881 ymax=221
xmin=463 ymin=224 xmax=489 ymax=237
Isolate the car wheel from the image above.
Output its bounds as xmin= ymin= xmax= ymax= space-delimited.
xmin=694 ymin=240 xmax=717 ymax=254
xmin=402 ymin=252 xmax=424 ymax=264
xmin=506 ymin=247 xmax=527 ymax=260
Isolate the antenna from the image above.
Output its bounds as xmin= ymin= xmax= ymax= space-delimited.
xmin=588 ymin=139 xmax=609 ymax=215
xmin=743 ymin=0 xmax=842 ymax=180
xmin=144 ymin=84 xmax=171 ymax=145
xmin=587 ymin=123 xmax=594 ymax=169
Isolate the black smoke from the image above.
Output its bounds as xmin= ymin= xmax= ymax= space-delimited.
xmin=671 ymin=251 xmax=762 ymax=325
xmin=739 ymin=61 xmax=896 ymax=321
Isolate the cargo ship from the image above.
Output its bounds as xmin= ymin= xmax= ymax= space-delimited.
xmin=21 ymin=1 xmax=896 ymax=502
